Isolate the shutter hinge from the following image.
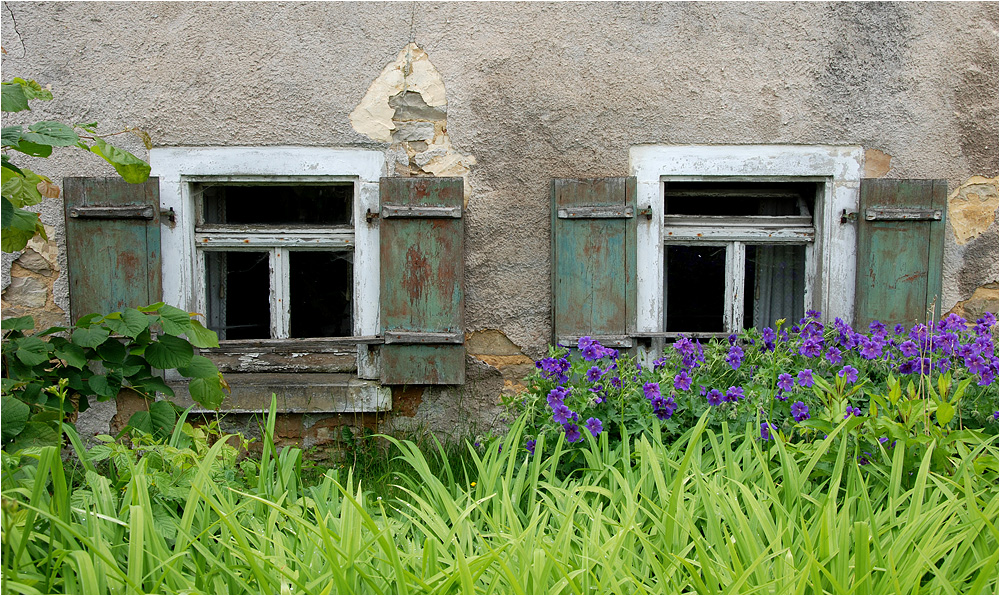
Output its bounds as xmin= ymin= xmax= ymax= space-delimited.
xmin=161 ymin=207 xmax=176 ymax=223
xmin=840 ymin=209 xmax=858 ymax=224
xmin=365 ymin=208 xmax=380 ymax=224
xmin=865 ymin=208 xmax=942 ymax=221
xmin=638 ymin=207 xmax=653 ymax=220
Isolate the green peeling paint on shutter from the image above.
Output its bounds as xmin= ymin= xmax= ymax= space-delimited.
xmin=854 ymin=178 xmax=946 ymax=328
xmin=64 ymin=177 xmax=161 ymax=322
xmin=551 ymin=177 xmax=637 ymax=348
xmin=379 ymin=177 xmax=465 ymax=384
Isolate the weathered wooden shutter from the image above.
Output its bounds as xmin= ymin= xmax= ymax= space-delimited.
xmin=64 ymin=177 xmax=161 ymax=321
xmin=551 ymin=177 xmax=637 ymax=347
xmin=854 ymin=179 xmax=946 ymax=328
xmin=379 ymin=177 xmax=465 ymax=384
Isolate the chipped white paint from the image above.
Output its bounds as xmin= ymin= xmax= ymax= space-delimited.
xmin=629 ymin=145 xmax=864 ymax=339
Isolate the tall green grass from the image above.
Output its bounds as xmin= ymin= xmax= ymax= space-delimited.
xmin=2 ymin=406 xmax=997 ymax=594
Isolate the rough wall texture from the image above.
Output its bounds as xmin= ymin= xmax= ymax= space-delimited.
xmin=2 ymin=1 xmax=997 ymax=442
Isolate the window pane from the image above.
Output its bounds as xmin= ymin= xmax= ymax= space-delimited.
xmin=202 ymin=185 xmax=352 ymax=225
xmin=205 ymin=251 xmax=270 ymax=340
xmin=744 ymin=245 xmax=806 ymax=330
xmin=664 ymin=181 xmax=816 ymax=216
xmin=665 ymin=245 xmax=726 ymax=332
xmin=289 ymin=251 xmax=353 ymax=338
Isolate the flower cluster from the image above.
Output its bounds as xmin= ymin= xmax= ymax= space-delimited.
xmin=515 ymin=311 xmax=997 ymax=455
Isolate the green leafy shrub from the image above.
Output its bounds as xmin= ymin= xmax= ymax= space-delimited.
xmin=1 ymin=304 xmax=227 ymax=452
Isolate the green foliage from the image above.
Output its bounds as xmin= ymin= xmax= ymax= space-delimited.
xmin=1 ymin=408 xmax=996 ymax=594
xmin=1 ymin=305 xmax=227 ymax=453
xmin=1 ymin=78 xmax=151 ymax=251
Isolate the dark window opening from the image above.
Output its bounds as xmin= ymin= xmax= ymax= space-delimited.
xmin=289 ymin=251 xmax=353 ymax=338
xmin=665 ymin=245 xmax=726 ymax=332
xmin=205 ymin=251 xmax=270 ymax=340
xmin=202 ymin=184 xmax=353 ymax=226
xmin=665 ymin=181 xmax=817 ymax=216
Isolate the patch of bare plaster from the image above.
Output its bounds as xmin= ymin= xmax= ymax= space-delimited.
xmin=864 ymin=148 xmax=892 ymax=178
xmin=466 ymin=329 xmax=535 ymax=395
xmin=949 ymin=176 xmax=999 ymax=245
xmin=0 ymin=226 xmax=66 ymax=330
xmin=350 ymin=43 xmax=475 ymax=202
xmin=948 ymin=283 xmax=999 ymax=323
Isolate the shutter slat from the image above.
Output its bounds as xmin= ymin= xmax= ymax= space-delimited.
xmin=379 ymin=177 xmax=465 ymax=384
xmin=854 ymin=179 xmax=946 ymax=327
xmin=64 ymin=177 xmax=161 ymax=320
xmin=551 ymin=178 xmax=637 ymax=346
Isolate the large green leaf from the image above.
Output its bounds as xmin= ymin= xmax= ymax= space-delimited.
xmin=89 ymin=137 xmax=150 ymax=183
xmin=1 ymin=83 xmax=29 ymax=113
xmin=188 ymin=376 xmax=225 ymax=410
xmin=72 ymin=325 xmax=111 ymax=349
xmin=103 ymin=308 xmax=150 ymax=338
xmin=127 ymin=401 xmax=175 ymax=439
xmin=9 ymin=78 xmax=52 ymax=102
xmin=8 ymin=205 xmax=41 ymax=232
xmin=176 ymin=354 xmax=220 ymax=379
xmin=6 ymin=421 xmax=61 ymax=452
xmin=15 ymin=337 xmax=52 ymax=366
xmin=54 ymin=343 xmax=87 ymax=369
xmin=936 ymin=400 xmax=955 ymax=426
xmin=96 ymin=338 xmax=127 ymax=364
xmin=1 ymin=315 xmax=35 ymax=331
xmin=144 ymin=335 xmax=194 ymax=370
xmin=1 ymin=170 xmax=44 ymax=207
xmin=87 ymin=374 xmax=119 ymax=398
xmin=10 ymin=139 xmax=53 ymax=158
xmin=1 ymin=395 xmax=30 ymax=442
xmin=0 ymin=196 xmax=12 ymax=228
xmin=185 ymin=320 xmax=220 ymax=349
xmin=158 ymin=304 xmax=193 ymax=336
xmin=1 ymin=125 xmax=23 ymax=146
xmin=21 ymin=121 xmax=79 ymax=147
xmin=130 ymin=376 xmax=174 ymax=397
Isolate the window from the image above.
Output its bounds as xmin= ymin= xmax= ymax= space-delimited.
xmin=630 ymin=145 xmax=864 ymax=337
xmin=662 ymin=180 xmax=818 ymax=334
xmin=151 ymin=147 xmax=384 ymax=380
xmin=196 ymin=183 xmax=355 ymax=340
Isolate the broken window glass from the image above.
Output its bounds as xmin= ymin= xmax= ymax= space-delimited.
xmin=289 ymin=251 xmax=353 ymax=338
xmin=205 ymin=251 xmax=271 ymax=340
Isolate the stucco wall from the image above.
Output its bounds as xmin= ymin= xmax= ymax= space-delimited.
xmin=2 ymin=1 xmax=997 ymax=441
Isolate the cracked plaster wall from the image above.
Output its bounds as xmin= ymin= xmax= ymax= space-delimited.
xmin=2 ymin=2 xmax=997 ymax=441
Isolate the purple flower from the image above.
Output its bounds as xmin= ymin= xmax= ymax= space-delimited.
xmin=761 ymin=327 xmax=777 ymax=351
xmin=725 ymin=386 xmax=744 ymax=403
xmin=586 ymin=366 xmax=604 ymax=383
xmin=651 ymin=394 xmax=678 ymax=420
xmin=797 ymin=369 xmax=814 ymax=388
xmin=878 ymin=436 xmax=889 ymax=444
xmin=898 ymin=359 xmax=919 ymax=375
xmin=643 ymin=382 xmax=661 ymax=401
xmin=577 ymin=336 xmax=594 ymax=350
xmin=900 ymin=340 xmax=920 ymax=358
xmin=777 ymin=373 xmax=794 ymax=393
xmin=869 ymin=320 xmax=887 ymax=337
xmin=525 ymin=439 xmax=536 ymax=454
xmin=838 ymin=365 xmax=859 ymax=385
xmin=728 ymin=334 xmax=738 ymax=346
xmin=799 ymin=338 xmax=823 ymax=358
xmin=894 ymin=323 xmax=906 ymax=335
xmin=825 ymin=347 xmax=843 ymax=365
xmin=674 ymin=370 xmax=693 ymax=392
xmin=725 ymin=345 xmax=744 ymax=370
xmin=585 ymin=417 xmax=603 ymax=437
xmin=790 ymin=401 xmax=810 ymax=422
xmin=706 ymin=389 xmax=724 ymax=406
xmin=859 ymin=337 xmax=884 ymax=360
xmin=652 ymin=357 xmax=667 ymax=370
xmin=994 ymin=411 xmax=999 ymax=421
xmin=547 ymin=387 xmax=569 ymax=406
xmin=844 ymin=404 xmax=863 ymax=419
xmin=563 ymin=423 xmax=582 ymax=443
xmin=582 ymin=343 xmax=602 ymax=361
xmin=806 ymin=309 xmax=821 ymax=319
xmin=551 ymin=403 xmax=573 ymax=425
xmin=760 ymin=422 xmax=777 ymax=441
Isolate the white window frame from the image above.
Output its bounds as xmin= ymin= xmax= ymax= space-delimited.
xmin=629 ymin=145 xmax=864 ymax=338
xmin=150 ymin=147 xmax=385 ymax=371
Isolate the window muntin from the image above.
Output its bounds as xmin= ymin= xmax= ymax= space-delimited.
xmin=195 ymin=182 xmax=355 ymax=341
xmin=662 ymin=180 xmax=819 ymax=335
